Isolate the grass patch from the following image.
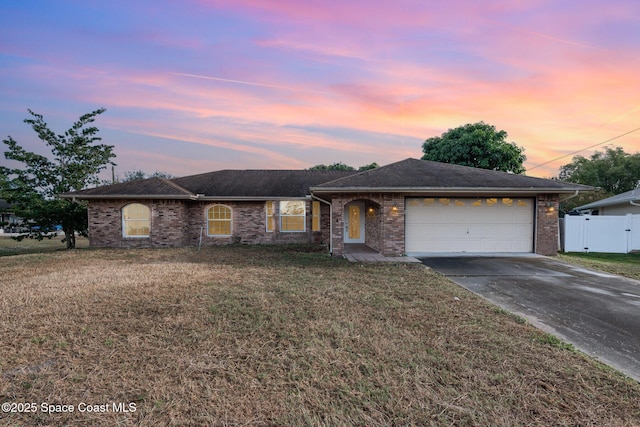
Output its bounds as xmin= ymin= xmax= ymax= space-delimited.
xmin=1 ymin=246 xmax=639 ymax=426
xmin=559 ymin=252 xmax=640 ymax=280
xmin=0 ymin=235 xmax=89 ymax=257
xmin=532 ymin=333 xmax=576 ymax=352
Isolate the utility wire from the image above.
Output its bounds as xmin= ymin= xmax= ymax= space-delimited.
xmin=527 ymin=126 xmax=640 ymax=171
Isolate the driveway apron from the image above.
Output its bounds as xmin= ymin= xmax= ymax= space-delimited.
xmin=419 ymin=255 xmax=640 ymax=382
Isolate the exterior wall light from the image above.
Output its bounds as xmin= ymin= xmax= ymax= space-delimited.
xmin=544 ymin=202 xmax=556 ymax=215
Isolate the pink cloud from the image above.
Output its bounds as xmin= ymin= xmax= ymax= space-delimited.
xmin=8 ymin=0 xmax=639 ymax=180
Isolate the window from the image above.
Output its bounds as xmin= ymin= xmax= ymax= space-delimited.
xmin=280 ymin=201 xmax=305 ymax=232
xmin=122 ymin=203 xmax=150 ymax=237
xmin=312 ymin=201 xmax=320 ymax=231
xmin=207 ymin=205 xmax=232 ymax=236
xmin=266 ymin=201 xmax=275 ymax=232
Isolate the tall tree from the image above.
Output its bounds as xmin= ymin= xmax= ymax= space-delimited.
xmin=308 ymin=162 xmax=379 ymax=171
xmin=557 ymin=146 xmax=640 ymax=214
xmin=421 ymin=122 xmax=526 ymax=173
xmin=309 ymin=162 xmax=355 ymax=171
xmin=0 ymin=108 xmax=115 ymax=248
xmin=559 ymin=146 xmax=640 ymax=195
xmin=357 ymin=162 xmax=379 ymax=171
xmin=120 ymin=169 xmax=174 ymax=182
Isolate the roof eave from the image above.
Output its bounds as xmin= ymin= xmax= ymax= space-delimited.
xmin=59 ymin=194 xmax=197 ymax=200
xmin=194 ymin=196 xmax=310 ymax=201
xmin=579 ymin=198 xmax=640 ymax=210
xmin=59 ymin=194 xmax=311 ymax=201
xmin=310 ymin=186 xmax=588 ymax=194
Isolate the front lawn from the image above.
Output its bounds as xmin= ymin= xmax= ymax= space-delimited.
xmin=1 ymin=246 xmax=639 ymax=426
xmin=559 ymin=252 xmax=640 ymax=280
xmin=0 ymin=235 xmax=89 ymax=257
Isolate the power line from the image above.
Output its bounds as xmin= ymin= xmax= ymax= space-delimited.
xmin=528 ymin=126 xmax=640 ymax=172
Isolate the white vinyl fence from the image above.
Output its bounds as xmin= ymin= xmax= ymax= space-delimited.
xmin=564 ymin=214 xmax=640 ymax=253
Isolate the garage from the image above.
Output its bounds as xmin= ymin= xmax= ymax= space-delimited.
xmin=405 ymin=197 xmax=534 ymax=254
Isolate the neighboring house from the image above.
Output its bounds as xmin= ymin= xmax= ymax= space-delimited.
xmin=574 ymin=187 xmax=640 ymax=216
xmin=61 ymin=158 xmax=592 ymax=256
xmin=0 ymin=199 xmax=22 ymax=232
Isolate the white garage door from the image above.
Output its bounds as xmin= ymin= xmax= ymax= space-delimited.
xmin=405 ymin=197 xmax=534 ymax=254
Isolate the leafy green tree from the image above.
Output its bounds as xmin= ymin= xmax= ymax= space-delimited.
xmin=120 ymin=169 xmax=174 ymax=182
xmin=0 ymin=108 xmax=115 ymax=248
xmin=309 ymin=162 xmax=355 ymax=171
xmin=559 ymin=146 xmax=640 ymax=194
xmin=309 ymin=162 xmax=379 ymax=171
xmin=421 ymin=122 xmax=526 ymax=173
xmin=358 ymin=162 xmax=379 ymax=171
xmin=558 ymin=146 xmax=640 ymax=214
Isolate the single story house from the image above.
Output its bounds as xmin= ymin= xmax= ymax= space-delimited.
xmin=61 ymin=158 xmax=593 ymax=256
xmin=574 ymin=187 xmax=640 ymax=215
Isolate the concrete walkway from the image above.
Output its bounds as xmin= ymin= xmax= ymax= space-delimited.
xmin=343 ymin=244 xmax=421 ymax=263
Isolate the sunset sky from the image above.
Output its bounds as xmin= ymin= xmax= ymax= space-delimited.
xmin=1 ymin=0 xmax=639 ymax=179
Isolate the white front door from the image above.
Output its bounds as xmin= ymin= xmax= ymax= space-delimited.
xmin=344 ymin=202 xmax=365 ymax=243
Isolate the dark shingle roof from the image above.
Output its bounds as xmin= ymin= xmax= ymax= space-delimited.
xmin=61 ymin=177 xmax=194 ymax=199
xmin=62 ymin=170 xmax=357 ymax=199
xmin=312 ymin=158 xmax=593 ymax=193
xmin=61 ymin=159 xmax=594 ymax=200
xmin=171 ymin=169 xmax=357 ymax=198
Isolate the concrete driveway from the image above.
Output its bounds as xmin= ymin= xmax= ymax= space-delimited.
xmin=419 ymin=255 xmax=640 ymax=382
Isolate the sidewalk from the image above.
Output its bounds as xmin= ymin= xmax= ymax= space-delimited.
xmin=343 ymin=244 xmax=421 ymax=263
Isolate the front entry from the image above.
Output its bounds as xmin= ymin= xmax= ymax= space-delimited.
xmin=344 ymin=202 xmax=365 ymax=243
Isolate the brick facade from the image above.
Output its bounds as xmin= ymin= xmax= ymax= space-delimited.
xmin=330 ymin=193 xmax=405 ymax=257
xmin=87 ymin=193 xmax=563 ymax=256
xmin=535 ymin=194 xmax=560 ymax=256
xmin=381 ymin=194 xmax=405 ymax=256
xmin=87 ymin=199 xmax=323 ymax=248
xmin=328 ymin=193 xmax=562 ymax=257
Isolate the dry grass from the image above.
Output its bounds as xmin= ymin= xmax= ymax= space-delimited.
xmin=1 ymin=245 xmax=639 ymax=426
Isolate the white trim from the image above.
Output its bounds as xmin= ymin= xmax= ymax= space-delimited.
xmin=122 ymin=203 xmax=150 ymax=238
xmin=311 ymin=187 xmax=583 ymax=194
xmin=206 ymin=204 xmax=233 ymax=237
xmin=312 ymin=195 xmax=333 ymax=253
xmin=265 ymin=201 xmax=276 ymax=233
xmin=279 ymin=200 xmax=306 ymax=233
xmin=344 ymin=202 xmax=365 ymax=244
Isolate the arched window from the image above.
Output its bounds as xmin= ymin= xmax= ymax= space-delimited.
xmin=207 ymin=205 xmax=232 ymax=236
xmin=122 ymin=203 xmax=150 ymax=237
